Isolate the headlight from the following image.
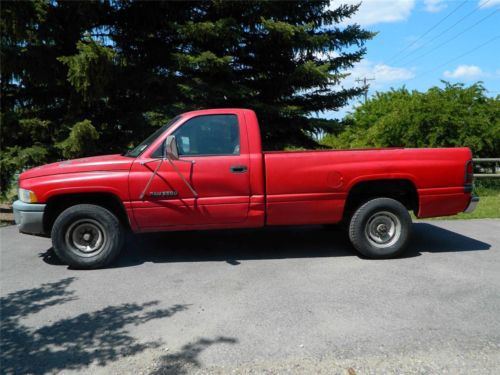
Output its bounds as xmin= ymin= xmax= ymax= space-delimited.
xmin=18 ymin=188 xmax=38 ymax=203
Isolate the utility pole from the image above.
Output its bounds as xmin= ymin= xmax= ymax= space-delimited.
xmin=355 ymin=77 xmax=375 ymax=103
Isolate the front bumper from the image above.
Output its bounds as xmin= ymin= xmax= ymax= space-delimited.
xmin=13 ymin=200 xmax=46 ymax=235
xmin=464 ymin=196 xmax=479 ymax=214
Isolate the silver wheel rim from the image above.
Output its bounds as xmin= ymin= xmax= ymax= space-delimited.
xmin=364 ymin=211 xmax=401 ymax=248
xmin=65 ymin=219 xmax=106 ymax=257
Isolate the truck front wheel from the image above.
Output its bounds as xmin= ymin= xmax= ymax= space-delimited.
xmin=51 ymin=204 xmax=125 ymax=269
xmin=348 ymin=197 xmax=411 ymax=259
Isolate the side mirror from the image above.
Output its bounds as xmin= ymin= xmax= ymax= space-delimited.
xmin=164 ymin=135 xmax=179 ymax=160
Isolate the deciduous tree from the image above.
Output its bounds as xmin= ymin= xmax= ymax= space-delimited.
xmin=323 ymin=82 xmax=500 ymax=157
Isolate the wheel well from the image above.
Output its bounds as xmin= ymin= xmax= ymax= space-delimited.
xmin=43 ymin=193 xmax=130 ymax=233
xmin=344 ymin=179 xmax=419 ymax=220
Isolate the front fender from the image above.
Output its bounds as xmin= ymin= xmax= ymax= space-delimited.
xmin=19 ymin=171 xmax=130 ymax=203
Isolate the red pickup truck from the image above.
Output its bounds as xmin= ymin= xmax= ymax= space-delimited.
xmin=14 ymin=108 xmax=478 ymax=268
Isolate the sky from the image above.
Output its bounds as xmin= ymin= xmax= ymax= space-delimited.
xmin=326 ymin=0 xmax=500 ymax=118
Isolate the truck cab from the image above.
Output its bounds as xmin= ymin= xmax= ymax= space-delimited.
xmin=127 ymin=109 xmax=266 ymax=231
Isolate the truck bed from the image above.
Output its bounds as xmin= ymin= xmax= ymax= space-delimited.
xmin=263 ymin=147 xmax=472 ymax=225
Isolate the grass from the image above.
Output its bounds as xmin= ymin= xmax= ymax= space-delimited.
xmin=440 ymin=194 xmax=500 ymax=219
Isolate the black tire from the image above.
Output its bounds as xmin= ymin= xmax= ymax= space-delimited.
xmin=51 ymin=204 xmax=125 ymax=269
xmin=348 ymin=197 xmax=411 ymax=259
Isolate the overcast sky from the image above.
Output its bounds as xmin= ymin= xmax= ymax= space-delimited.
xmin=326 ymin=0 xmax=500 ymax=118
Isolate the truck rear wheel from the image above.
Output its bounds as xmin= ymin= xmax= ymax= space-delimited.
xmin=348 ymin=197 xmax=411 ymax=259
xmin=51 ymin=204 xmax=124 ymax=269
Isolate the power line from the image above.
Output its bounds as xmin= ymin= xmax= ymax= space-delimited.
xmin=355 ymin=77 xmax=375 ymax=103
xmin=392 ymin=0 xmax=493 ymax=65
xmin=397 ymin=9 xmax=499 ymax=67
xmin=388 ymin=0 xmax=468 ymax=64
xmin=406 ymin=35 xmax=500 ymax=81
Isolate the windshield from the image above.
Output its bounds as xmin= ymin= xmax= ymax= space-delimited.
xmin=125 ymin=115 xmax=181 ymax=157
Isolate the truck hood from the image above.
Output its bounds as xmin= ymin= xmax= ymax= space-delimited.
xmin=20 ymin=154 xmax=135 ymax=180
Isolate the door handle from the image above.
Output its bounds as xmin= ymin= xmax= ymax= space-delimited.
xmin=230 ymin=165 xmax=248 ymax=173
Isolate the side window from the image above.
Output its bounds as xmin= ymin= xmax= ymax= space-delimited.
xmin=173 ymin=114 xmax=240 ymax=156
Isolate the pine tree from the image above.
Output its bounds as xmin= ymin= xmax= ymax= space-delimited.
xmin=1 ymin=1 xmax=373 ymax=196
xmin=170 ymin=1 xmax=373 ymax=148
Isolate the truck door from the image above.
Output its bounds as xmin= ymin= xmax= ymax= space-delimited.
xmin=129 ymin=113 xmax=251 ymax=229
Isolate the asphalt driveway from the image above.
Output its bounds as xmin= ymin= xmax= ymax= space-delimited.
xmin=1 ymin=220 xmax=499 ymax=374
